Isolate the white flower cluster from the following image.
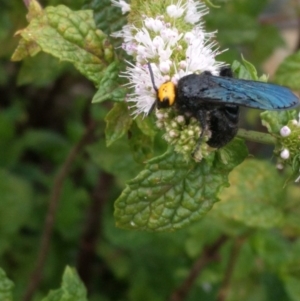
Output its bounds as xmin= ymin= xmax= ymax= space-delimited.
xmin=111 ymin=0 xmax=225 ymax=116
xmin=155 ymin=109 xmax=207 ymax=162
xmin=279 ymin=113 xmax=300 ymax=161
xmin=277 ymin=112 xmax=300 ymax=182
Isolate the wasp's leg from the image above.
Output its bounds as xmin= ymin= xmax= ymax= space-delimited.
xmin=192 ymin=110 xmax=208 ymax=158
xmin=219 ymin=66 xmax=234 ymax=78
xmin=207 ymin=105 xmax=239 ymax=148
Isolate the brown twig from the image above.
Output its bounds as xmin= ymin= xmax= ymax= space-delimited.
xmin=22 ymin=121 xmax=96 ymax=301
xmin=169 ymin=235 xmax=228 ymax=301
xmin=76 ymin=172 xmax=114 ymax=290
xmin=217 ymin=236 xmax=247 ymax=301
xmin=296 ymin=15 xmax=300 ymax=51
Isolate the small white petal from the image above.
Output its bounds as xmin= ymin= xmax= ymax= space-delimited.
xmin=184 ymin=32 xmax=195 ymax=42
xmin=153 ymin=36 xmax=164 ymax=48
xmin=152 ymin=19 xmax=165 ymax=32
xmin=159 ymin=61 xmax=171 ymax=73
xmin=167 ymin=4 xmax=184 ymax=18
xmin=144 ymin=18 xmax=164 ymax=32
xmin=280 ymin=126 xmax=291 ymax=137
xmin=160 ymin=28 xmax=180 ymax=44
xmin=185 ymin=33 xmax=225 ymax=74
xmin=179 ymin=60 xmax=187 ymax=69
xmin=185 ymin=0 xmax=208 ymax=24
xmin=158 ymin=48 xmax=172 ymax=61
xmin=121 ymin=63 xmax=164 ymax=115
xmin=280 ymin=148 xmax=290 ymax=160
xmin=123 ymin=42 xmax=137 ymax=55
xmin=163 ymin=75 xmax=171 ymax=82
xmin=136 ymin=44 xmax=147 ymax=56
xmin=111 ymin=0 xmax=130 ymax=14
xmin=144 ymin=18 xmax=155 ymax=30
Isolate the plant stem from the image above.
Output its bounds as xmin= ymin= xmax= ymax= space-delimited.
xmin=217 ymin=236 xmax=247 ymax=301
xmin=237 ymin=128 xmax=276 ymax=145
xmin=168 ymin=235 xmax=228 ymax=301
xmin=22 ymin=121 xmax=96 ymax=301
xmin=76 ymin=172 xmax=114 ymax=289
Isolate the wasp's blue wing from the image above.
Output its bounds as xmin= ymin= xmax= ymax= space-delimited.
xmin=200 ymin=75 xmax=299 ymax=110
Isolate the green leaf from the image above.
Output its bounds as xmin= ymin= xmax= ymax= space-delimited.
xmin=261 ymin=110 xmax=298 ymax=134
xmin=251 ymin=231 xmax=290 ymax=271
xmin=128 ymin=121 xmax=154 ymax=163
xmin=114 ymin=140 xmax=247 ymax=231
xmin=135 ymin=115 xmax=157 ymax=137
xmin=21 ymin=129 xmax=70 ymax=163
xmin=12 ymin=3 xmax=114 ymax=86
xmin=0 ymin=268 xmax=14 ymax=301
xmin=252 ymin=25 xmax=284 ymax=64
xmin=284 ymin=186 xmax=300 ymax=235
xmin=233 ymin=0 xmax=268 ymax=17
xmin=84 ymin=0 xmax=127 ymax=36
xmin=206 ymin=12 xmax=258 ymax=45
xmin=279 ymin=240 xmax=300 ymax=301
xmin=91 ymin=61 xmax=127 ymax=103
xmin=87 ymin=138 xmax=143 ymax=186
xmin=17 ymin=52 xmax=69 ymax=86
xmin=232 ymin=57 xmax=259 ymax=80
xmin=274 ymin=51 xmax=300 ymax=90
xmin=41 ymin=266 xmax=87 ymax=301
xmin=203 ymin=0 xmax=220 ymax=8
xmin=216 ymin=138 xmax=248 ymax=170
xmin=0 ymin=169 xmax=33 ymax=255
xmin=241 ymin=55 xmax=259 ymax=80
xmin=55 ymin=180 xmax=89 ymax=240
xmin=213 ymin=159 xmax=284 ymax=228
xmin=0 ymin=105 xmax=25 ymax=167
xmin=105 ymin=102 xmax=132 ymax=147
xmin=283 ymin=276 xmax=300 ymax=301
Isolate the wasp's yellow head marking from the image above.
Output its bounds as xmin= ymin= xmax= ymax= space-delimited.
xmin=157 ymin=82 xmax=176 ymax=108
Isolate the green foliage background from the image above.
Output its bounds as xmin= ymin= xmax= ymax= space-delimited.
xmin=1 ymin=0 xmax=300 ymax=300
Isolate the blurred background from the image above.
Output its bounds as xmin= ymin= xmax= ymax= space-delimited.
xmin=1 ymin=0 xmax=300 ymax=301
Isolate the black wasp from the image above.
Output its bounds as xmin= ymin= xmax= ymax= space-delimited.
xmin=148 ymin=64 xmax=299 ymax=148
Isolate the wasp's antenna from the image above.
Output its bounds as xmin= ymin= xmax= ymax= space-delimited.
xmin=147 ymin=62 xmax=158 ymax=92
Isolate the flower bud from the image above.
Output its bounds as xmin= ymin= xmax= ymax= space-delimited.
xmin=175 ymin=115 xmax=185 ymax=124
xmin=291 ymin=119 xmax=298 ymax=126
xmin=156 ymin=112 xmax=165 ymax=120
xmin=276 ymin=163 xmax=284 ymax=170
xmin=187 ymin=130 xmax=194 ymax=136
xmin=280 ymin=148 xmax=290 ymax=160
xmin=280 ymin=126 xmax=291 ymax=137
xmin=169 ymin=130 xmax=179 ymax=138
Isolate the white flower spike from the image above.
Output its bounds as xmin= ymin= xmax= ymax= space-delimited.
xmin=111 ymin=0 xmax=225 ymax=116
